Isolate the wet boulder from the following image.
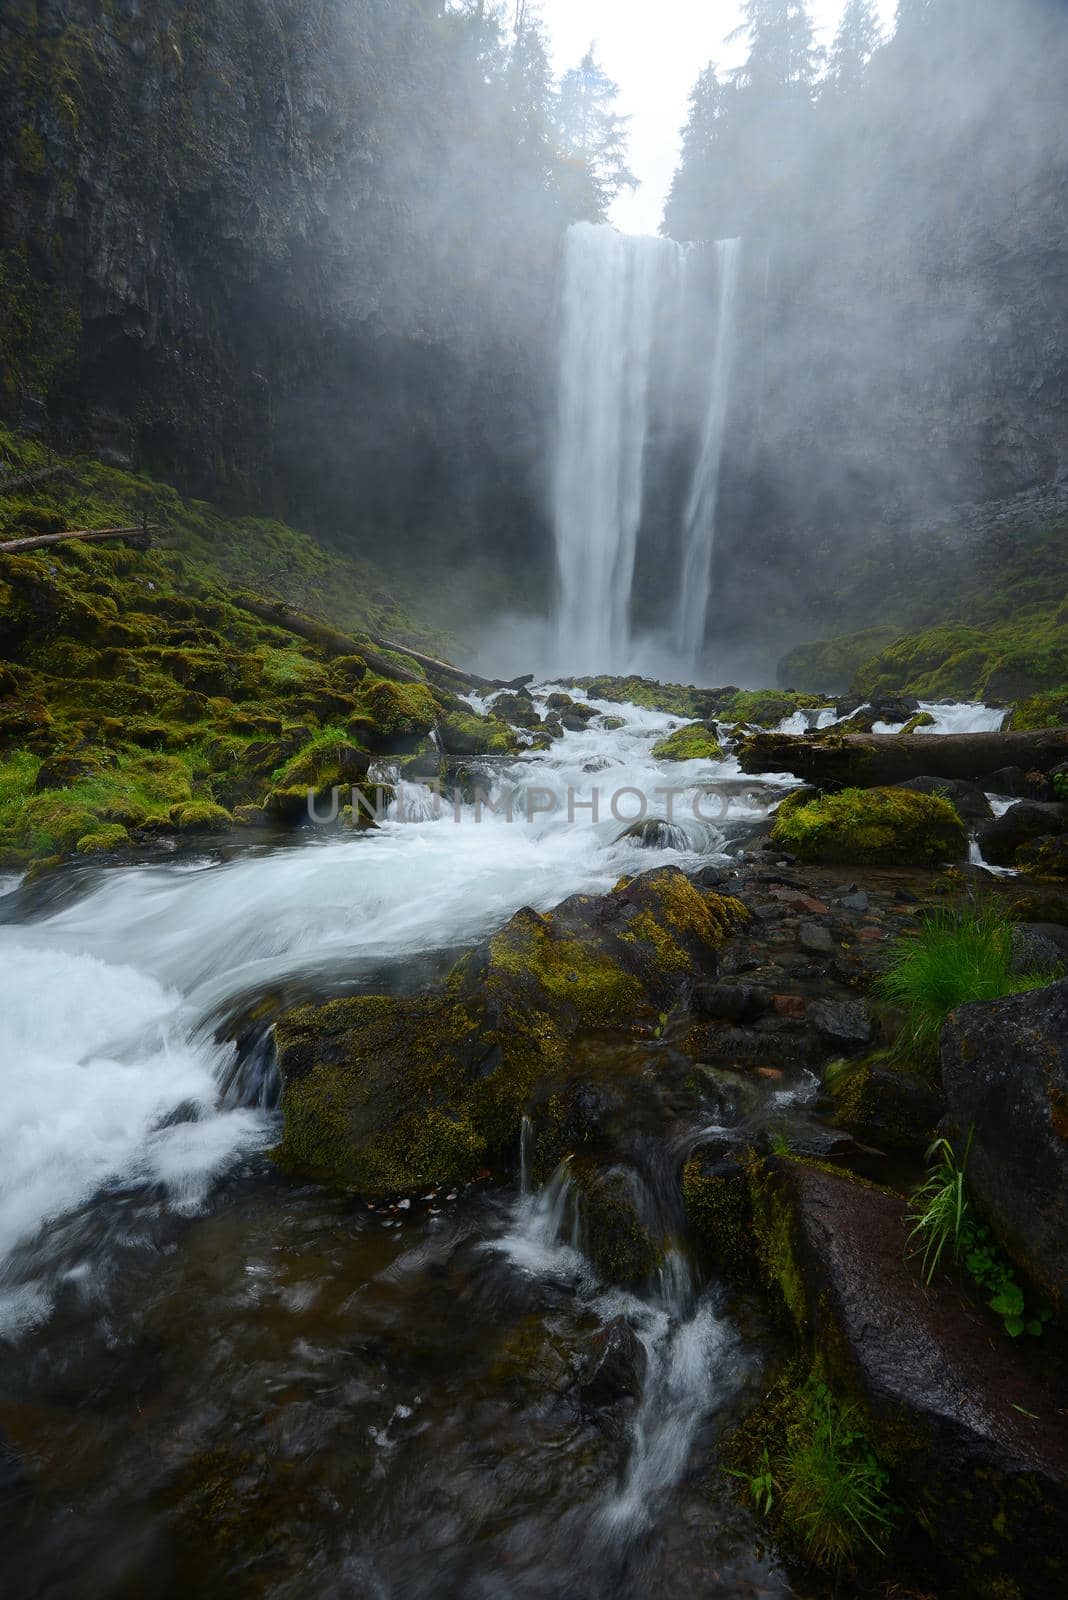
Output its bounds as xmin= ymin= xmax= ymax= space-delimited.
xmin=940 ymin=978 xmax=1068 ymax=1321
xmin=827 ymin=1056 xmax=944 ymax=1151
xmin=650 ymin=723 xmax=723 ymax=761
xmin=806 ymin=997 xmax=872 ymax=1051
xmin=975 ymin=801 xmax=1068 ymax=867
xmin=1017 ymin=834 xmax=1068 ymax=880
xmin=578 ymin=1316 xmax=647 ymax=1407
xmin=749 ymin=1157 xmax=1068 ymax=1595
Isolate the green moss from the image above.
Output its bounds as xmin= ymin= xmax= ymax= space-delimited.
xmin=75 ymin=823 xmax=128 ymax=854
xmin=437 ymin=707 xmax=519 ymax=756
xmin=169 ymin=801 xmax=233 ymax=832
xmin=772 ymin=786 xmax=967 ymax=867
xmin=359 ymin=676 xmax=438 ymax=739
xmin=650 ymin=723 xmax=723 ymax=760
xmin=273 ymin=872 xmax=746 ymax=1195
xmin=682 ymin=1155 xmax=752 ymax=1275
xmin=1008 ymin=688 xmax=1068 ymax=730
xmin=574 ymin=1166 xmax=661 ymax=1286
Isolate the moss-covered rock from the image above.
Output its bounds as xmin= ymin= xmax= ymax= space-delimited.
xmin=650 ymin=723 xmax=722 ymax=761
xmin=272 ymin=868 xmax=747 ymax=1195
xmin=771 ymin=786 xmax=967 ymax=866
xmin=437 ymin=707 xmax=519 ymax=756
xmin=169 ymin=801 xmax=233 ymax=832
xmin=574 ymin=1166 xmax=662 ymax=1286
xmin=1009 ymin=688 xmax=1068 ymax=730
xmin=826 ymin=1055 xmax=944 ymax=1151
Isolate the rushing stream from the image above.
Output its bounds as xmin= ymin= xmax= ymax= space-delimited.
xmin=0 ymin=690 xmax=1007 ymax=1598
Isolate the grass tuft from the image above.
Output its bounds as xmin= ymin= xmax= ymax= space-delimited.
xmin=878 ymin=904 xmax=1060 ymax=1063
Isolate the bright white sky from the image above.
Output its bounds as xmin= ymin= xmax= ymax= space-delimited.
xmin=538 ymin=0 xmax=898 ymax=233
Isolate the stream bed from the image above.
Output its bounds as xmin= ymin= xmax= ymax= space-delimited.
xmin=0 ymin=691 xmax=1002 ymax=1597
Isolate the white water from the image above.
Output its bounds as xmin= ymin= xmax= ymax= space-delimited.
xmin=0 ymin=691 xmax=752 ymax=1331
xmin=494 ymin=1144 xmax=741 ymax=1536
xmin=551 ymin=224 xmax=741 ymax=678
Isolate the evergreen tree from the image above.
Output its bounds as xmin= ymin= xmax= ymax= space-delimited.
xmin=730 ymin=0 xmax=821 ymax=94
xmin=663 ymin=65 xmax=738 ymax=241
xmin=826 ymin=0 xmax=882 ymax=95
xmin=556 ymin=48 xmax=637 ymax=220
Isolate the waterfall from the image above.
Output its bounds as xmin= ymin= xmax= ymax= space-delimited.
xmin=674 ymin=238 xmax=741 ymax=668
xmin=550 ymin=223 xmax=741 ymax=679
xmin=552 ymin=223 xmax=682 ymax=675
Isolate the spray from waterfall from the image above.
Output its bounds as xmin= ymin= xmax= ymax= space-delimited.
xmin=550 ymin=223 xmax=741 ymax=679
xmin=675 ymin=238 xmax=741 ymax=668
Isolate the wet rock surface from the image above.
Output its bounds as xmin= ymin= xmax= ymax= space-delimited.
xmin=773 ymin=1159 xmax=1068 ymax=1595
xmin=941 ymin=979 xmax=1068 ymax=1321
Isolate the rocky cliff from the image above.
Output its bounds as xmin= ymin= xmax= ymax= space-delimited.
xmin=0 ymin=0 xmax=563 ymax=571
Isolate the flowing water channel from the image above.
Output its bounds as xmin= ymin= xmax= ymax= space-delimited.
xmin=0 ymin=691 xmax=1005 ymax=1598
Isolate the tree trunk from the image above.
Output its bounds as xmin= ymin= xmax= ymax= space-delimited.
xmin=738 ymin=728 xmax=1068 ymax=788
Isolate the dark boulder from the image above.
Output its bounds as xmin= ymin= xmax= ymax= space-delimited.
xmin=806 ymin=997 xmax=872 ymax=1051
xmin=691 ymin=981 xmax=770 ymax=1024
xmin=578 ymin=1316 xmax=647 ymax=1407
xmin=941 ymin=978 xmax=1068 ymax=1320
xmin=976 ymin=801 xmax=1068 ymax=866
xmin=893 ymin=775 xmax=993 ymax=822
xmin=756 ymin=1158 xmax=1068 ymax=1594
xmin=1017 ymin=834 xmax=1068 ymax=880
xmin=989 ymin=766 xmax=1052 ymax=799
xmin=828 ymin=1058 xmax=944 ymax=1151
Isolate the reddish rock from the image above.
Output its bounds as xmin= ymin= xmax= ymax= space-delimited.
xmin=772 ymin=994 xmax=807 ymax=1020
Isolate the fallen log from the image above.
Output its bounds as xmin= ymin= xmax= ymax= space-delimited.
xmin=739 ymin=727 xmax=1068 ymax=788
xmin=370 ymin=633 xmax=532 ymax=694
xmin=230 ymin=594 xmax=427 ymax=685
xmin=0 ymin=523 xmax=156 ymax=555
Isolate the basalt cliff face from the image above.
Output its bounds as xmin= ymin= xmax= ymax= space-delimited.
xmin=0 ymin=0 xmax=560 ymax=565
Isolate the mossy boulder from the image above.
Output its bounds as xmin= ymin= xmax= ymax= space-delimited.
xmin=437 ymin=708 xmax=519 ymax=756
xmin=273 ymin=868 xmax=746 ymax=1195
xmin=771 ymin=786 xmax=967 ymax=867
xmin=359 ymin=676 xmax=438 ymax=741
xmin=826 ymin=1055 xmax=944 ymax=1152
xmin=650 ymin=723 xmax=722 ymax=761
xmin=574 ymin=1166 xmax=662 ymax=1287
xmin=75 ymin=823 xmax=129 ymax=855
xmin=168 ymin=801 xmax=233 ymax=832
xmin=1016 ymin=835 xmax=1068 ymax=880
xmin=1009 ymin=688 xmax=1068 ymax=730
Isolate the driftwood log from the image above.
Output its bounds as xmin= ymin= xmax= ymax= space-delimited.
xmin=0 ymin=523 xmax=157 ymax=556
xmin=370 ymin=634 xmax=532 ymax=694
xmin=738 ymin=727 xmax=1068 ymax=788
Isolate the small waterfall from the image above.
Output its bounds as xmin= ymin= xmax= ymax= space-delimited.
xmin=675 ymin=238 xmax=741 ymax=667
xmin=602 ymin=1246 xmax=725 ymax=1535
xmin=550 ymin=223 xmax=742 ymax=679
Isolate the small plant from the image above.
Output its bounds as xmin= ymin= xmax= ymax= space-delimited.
xmin=782 ymin=1381 xmax=893 ymax=1567
xmin=1053 ymin=771 xmax=1068 ymax=802
xmin=878 ymin=904 xmax=1058 ymax=1062
xmin=728 ymin=1377 xmax=893 ymax=1569
xmin=768 ymin=1127 xmax=794 ymax=1157
xmin=908 ymin=1134 xmax=1050 ymax=1337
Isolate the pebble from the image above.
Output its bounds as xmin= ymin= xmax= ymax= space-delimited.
xmin=840 ymin=890 xmax=870 ymax=912
xmin=799 ymin=922 xmax=835 ymax=954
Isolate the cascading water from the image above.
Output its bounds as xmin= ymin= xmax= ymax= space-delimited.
xmin=675 ymin=238 xmax=741 ymax=668
xmin=552 ymin=224 xmax=681 ymax=675
xmin=550 ymin=223 xmax=741 ymax=679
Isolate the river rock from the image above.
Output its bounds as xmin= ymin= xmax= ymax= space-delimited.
xmin=828 ymin=1058 xmax=944 ymax=1150
xmin=691 ymin=981 xmax=770 ymax=1024
xmin=976 ymin=801 xmax=1068 ymax=866
xmin=578 ymin=1316 xmax=648 ymax=1407
xmin=940 ymin=978 xmax=1068 ymax=1320
xmin=798 ymin=922 xmax=834 ymax=955
xmin=806 ymin=998 xmax=872 ymax=1050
